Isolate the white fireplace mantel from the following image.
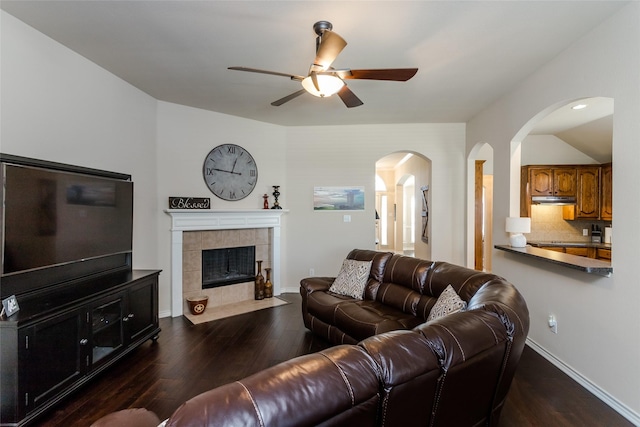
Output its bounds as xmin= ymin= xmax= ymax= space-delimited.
xmin=165 ymin=209 xmax=288 ymax=317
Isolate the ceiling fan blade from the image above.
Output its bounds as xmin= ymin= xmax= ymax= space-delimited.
xmin=270 ymin=89 xmax=307 ymax=106
xmin=337 ymin=85 xmax=364 ymax=108
xmin=340 ymin=68 xmax=418 ymax=81
xmin=228 ymin=66 xmax=305 ymax=81
xmin=314 ymin=30 xmax=347 ymax=70
xmin=310 ymin=71 xmax=320 ymax=92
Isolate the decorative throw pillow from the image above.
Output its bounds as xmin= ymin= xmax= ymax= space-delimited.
xmin=328 ymin=259 xmax=373 ymax=300
xmin=427 ymin=285 xmax=467 ymax=321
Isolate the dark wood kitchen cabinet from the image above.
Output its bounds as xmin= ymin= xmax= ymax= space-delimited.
xmin=522 ymin=164 xmax=613 ymax=220
xmin=521 ymin=166 xmax=577 ymax=216
xmin=600 ymin=162 xmax=613 ymax=221
xmin=528 ymin=167 xmax=577 ymax=197
xmin=563 ymin=166 xmax=600 ymax=219
xmin=538 ymin=245 xmax=601 ymax=259
xmin=597 ymin=248 xmax=612 ymax=260
xmin=0 ymin=270 xmax=160 ymax=427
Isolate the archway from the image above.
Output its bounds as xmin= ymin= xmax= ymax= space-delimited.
xmin=510 ymin=97 xmax=613 ymax=250
xmin=376 ymin=152 xmax=431 ymax=259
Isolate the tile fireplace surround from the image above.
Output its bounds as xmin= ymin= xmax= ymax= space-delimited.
xmin=165 ymin=210 xmax=286 ymax=317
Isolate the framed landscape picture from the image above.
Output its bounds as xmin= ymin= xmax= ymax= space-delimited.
xmin=313 ymin=186 xmax=365 ymax=211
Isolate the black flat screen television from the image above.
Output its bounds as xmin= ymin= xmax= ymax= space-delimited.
xmin=0 ymin=157 xmax=133 ymax=298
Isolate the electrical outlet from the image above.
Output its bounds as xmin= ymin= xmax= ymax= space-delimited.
xmin=343 ymin=215 xmax=351 ymax=223
xmin=548 ymin=314 xmax=558 ymax=334
xmin=309 ymin=268 xmax=315 ymax=276
xmin=583 ymin=228 xmax=589 ymax=236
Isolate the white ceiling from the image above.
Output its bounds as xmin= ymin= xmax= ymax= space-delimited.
xmin=1 ymin=0 xmax=619 ymax=158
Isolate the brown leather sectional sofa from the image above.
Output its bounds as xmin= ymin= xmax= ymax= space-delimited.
xmin=94 ymin=249 xmax=528 ymax=427
xmin=298 ymin=249 xmax=530 ymax=425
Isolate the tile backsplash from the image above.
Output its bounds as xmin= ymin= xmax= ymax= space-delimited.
xmin=528 ymin=205 xmax=610 ymax=242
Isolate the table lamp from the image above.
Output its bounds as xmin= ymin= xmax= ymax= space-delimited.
xmin=505 ymin=217 xmax=531 ymax=248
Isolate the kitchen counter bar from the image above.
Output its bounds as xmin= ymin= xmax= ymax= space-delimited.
xmin=527 ymin=241 xmax=612 ymax=249
xmin=494 ymin=245 xmax=613 ymax=277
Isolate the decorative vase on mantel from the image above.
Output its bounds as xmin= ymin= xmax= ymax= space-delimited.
xmin=255 ymin=260 xmax=265 ymax=300
xmin=264 ymin=267 xmax=273 ymax=298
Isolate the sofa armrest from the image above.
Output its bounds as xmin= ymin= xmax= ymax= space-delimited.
xmin=300 ymin=276 xmax=335 ymax=294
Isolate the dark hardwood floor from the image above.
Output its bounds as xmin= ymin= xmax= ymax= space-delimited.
xmin=37 ymin=293 xmax=632 ymax=427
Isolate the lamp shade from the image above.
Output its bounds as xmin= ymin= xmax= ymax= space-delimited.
xmin=505 ymin=217 xmax=531 ymax=233
xmin=301 ymin=75 xmax=345 ymax=97
xmin=506 ymin=217 xmax=530 ymax=247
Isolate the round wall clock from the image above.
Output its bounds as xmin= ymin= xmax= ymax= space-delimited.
xmin=203 ymin=144 xmax=258 ymax=201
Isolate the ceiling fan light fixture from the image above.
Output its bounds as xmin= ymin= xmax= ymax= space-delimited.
xmin=301 ymin=75 xmax=344 ymax=97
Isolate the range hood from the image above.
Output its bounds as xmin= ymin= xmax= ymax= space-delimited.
xmin=531 ymin=196 xmax=576 ymax=205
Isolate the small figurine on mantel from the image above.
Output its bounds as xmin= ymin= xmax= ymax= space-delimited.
xmin=263 ymin=194 xmax=269 ymax=209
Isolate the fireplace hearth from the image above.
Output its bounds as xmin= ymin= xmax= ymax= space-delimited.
xmin=202 ymin=246 xmax=255 ymax=289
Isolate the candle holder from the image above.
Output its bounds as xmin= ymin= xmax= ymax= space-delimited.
xmin=271 ymin=186 xmax=282 ymax=209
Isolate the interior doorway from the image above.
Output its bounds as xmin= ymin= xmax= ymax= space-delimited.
xmin=475 ymin=161 xmax=493 ymax=271
xmin=469 ymin=144 xmax=494 ymax=271
xmin=399 ymin=175 xmax=415 ymax=256
xmin=376 ymin=152 xmax=430 ymax=259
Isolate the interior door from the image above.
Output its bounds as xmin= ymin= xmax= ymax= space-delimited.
xmin=474 ymin=161 xmax=485 ymax=271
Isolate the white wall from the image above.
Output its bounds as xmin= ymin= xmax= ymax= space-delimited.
xmin=521 ymin=134 xmax=599 ymax=165
xmin=467 ymin=3 xmax=640 ymax=421
xmin=155 ymin=102 xmax=287 ymax=312
xmin=0 ymin=11 xmax=159 ymax=271
xmin=283 ymin=124 xmax=465 ymax=291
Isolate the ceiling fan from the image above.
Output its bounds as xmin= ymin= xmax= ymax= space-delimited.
xmin=228 ymin=21 xmax=418 ymax=108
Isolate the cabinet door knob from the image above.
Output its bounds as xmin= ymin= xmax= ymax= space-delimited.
xmin=128 ymin=313 xmax=135 ymax=319
xmin=80 ymin=339 xmax=89 ymax=346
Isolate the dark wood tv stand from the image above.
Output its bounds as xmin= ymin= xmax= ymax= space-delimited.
xmin=0 ymin=269 xmax=161 ymax=427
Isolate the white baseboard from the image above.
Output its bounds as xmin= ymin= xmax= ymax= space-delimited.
xmin=526 ymin=338 xmax=640 ymax=426
xmin=159 ymin=309 xmax=172 ymax=318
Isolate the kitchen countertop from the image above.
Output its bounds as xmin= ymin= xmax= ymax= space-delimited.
xmin=495 ymin=244 xmax=612 ymax=277
xmin=527 ymin=241 xmax=612 ymax=249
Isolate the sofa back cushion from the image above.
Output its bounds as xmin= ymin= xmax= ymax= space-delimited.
xmin=358 ymin=330 xmax=441 ymax=427
xmin=370 ymin=256 xmax=513 ymax=322
xmin=166 ymin=345 xmax=381 ymax=427
xmin=413 ymin=309 xmax=513 ymax=426
xmin=426 ymin=261 xmax=503 ymax=301
xmin=371 ymin=254 xmax=436 ymax=320
xmin=346 ymin=249 xmax=392 ymax=284
xmin=467 ymin=276 xmax=530 ymax=417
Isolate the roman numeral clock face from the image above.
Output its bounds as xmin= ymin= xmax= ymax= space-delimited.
xmin=203 ymin=144 xmax=258 ymax=201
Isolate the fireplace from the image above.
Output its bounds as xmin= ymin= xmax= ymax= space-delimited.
xmin=166 ymin=209 xmax=286 ymax=317
xmin=202 ymin=246 xmax=255 ymax=288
